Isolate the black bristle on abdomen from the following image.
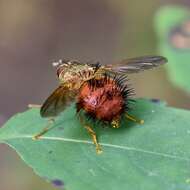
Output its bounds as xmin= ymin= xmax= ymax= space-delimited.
xmin=77 ymin=73 xmax=135 ymax=125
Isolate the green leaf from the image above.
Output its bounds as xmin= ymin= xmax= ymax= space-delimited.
xmin=155 ymin=6 xmax=190 ymax=92
xmin=0 ymin=99 xmax=190 ymax=190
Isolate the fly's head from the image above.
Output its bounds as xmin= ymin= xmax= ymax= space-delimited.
xmin=52 ymin=59 xmax=100 ymax=89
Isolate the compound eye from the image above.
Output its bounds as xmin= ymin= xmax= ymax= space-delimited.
xmin=56 ymin=67 xmax=63 ymax=78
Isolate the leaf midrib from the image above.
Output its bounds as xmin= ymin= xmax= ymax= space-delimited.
xmin=1 ymin=135 xmax=189 ymax=162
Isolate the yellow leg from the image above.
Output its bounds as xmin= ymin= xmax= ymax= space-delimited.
xmin=79 ymin=115 xmax=102 ymax=154
xmin=32 ymin=118 xmax=55 ymax=140
xmin=125 ymin=113 xmax=144 ymax=125
xmin=84 ymin=125 xmax=102 ymax=154
xmin=28 ymin=104 xmax=42 ymax=108
xmin=111 ymin=118 xmax=120 ymax=128
xmin=28 ymin=104 xmax=55 ymax=139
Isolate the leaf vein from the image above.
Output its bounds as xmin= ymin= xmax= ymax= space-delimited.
xmin=5 ymin=135 xmax=190 ymax=162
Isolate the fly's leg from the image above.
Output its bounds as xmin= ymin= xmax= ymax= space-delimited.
xmin=28 ymin=104 xmax=55 ymax=140
xmin=111 ymin=117 xmax=120 ymax=128
xmin=125 ymin=113 xmax=144 ymax=125
xmin=79 ymin=114 xmax=102 ymax=154
xmin=84 ymin=125 xmax=102 ymax=154
xmin=32 ymin=118 xmax=55 ymax=140
xmin=28 ymin=104 xmax=42 ymax=108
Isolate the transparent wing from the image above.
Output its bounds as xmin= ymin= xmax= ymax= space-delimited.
xmin=104 ymin=56 xmax=167 ymax=74
xmin=40 ymin=85 xmax=76 ymax=118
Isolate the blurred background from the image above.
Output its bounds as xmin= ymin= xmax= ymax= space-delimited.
xmin=0 ymin=0 xmax=190 ymax=189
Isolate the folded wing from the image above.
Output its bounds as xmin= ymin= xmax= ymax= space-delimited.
xmin=40 ymin=85 xmax=76 ymax=118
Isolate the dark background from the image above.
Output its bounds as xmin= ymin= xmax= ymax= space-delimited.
xmin=0 ymin=0 xmax=190 ymax=189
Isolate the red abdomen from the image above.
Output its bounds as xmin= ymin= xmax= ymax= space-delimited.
xmin=77 ymin=75 xmax=128 ymax=122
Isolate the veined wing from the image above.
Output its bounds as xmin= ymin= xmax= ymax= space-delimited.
xmin=104 ymin=56 xmax=167 ymax=74
xmin=40 ymin=85 xmax=76 ymax=118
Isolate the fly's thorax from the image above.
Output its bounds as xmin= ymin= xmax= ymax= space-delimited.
xmin=57 ymin=64 xmax=98 ymax=84
xmin=63 ymin=80 xmax=84 ymax=91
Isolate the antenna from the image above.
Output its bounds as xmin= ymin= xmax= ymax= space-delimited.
xmin=52 ymin=59 xmax=63 ymax=67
